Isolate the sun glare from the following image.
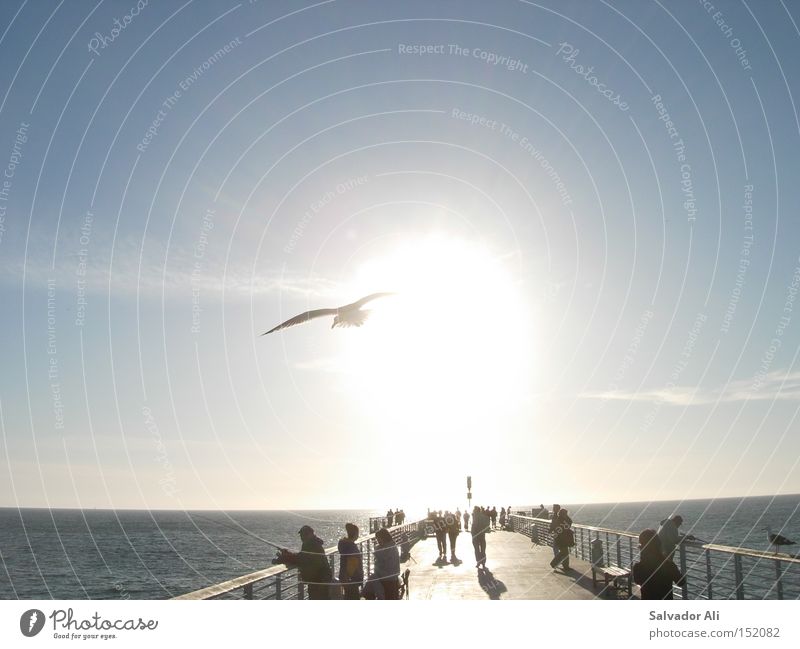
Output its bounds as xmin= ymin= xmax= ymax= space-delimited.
xmin=339 ymin=236 xmax=535 ymax=452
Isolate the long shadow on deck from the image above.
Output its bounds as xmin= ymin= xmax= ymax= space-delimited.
xmin=477 ymin=567 xmax=507 ymax=599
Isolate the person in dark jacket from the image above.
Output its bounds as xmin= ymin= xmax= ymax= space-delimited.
xmin=446 ymin=511 xmax=460 ymax=562
xmin=549 ymin=508 xmax=573 ymax=570
xmin=549 ymin=504 xmax=562 ymax=558
xmin=279 ymin=525 xmax=333 ymax=599
xmin=337 ymin=523 xmax=363 ymax=600
xmin=633 ymin=529 xmax=685 ymax=600
xmin=471 ymin=506 xmax=489 ymax=568
xmin=434 ymin=511 xmax=448 ymax=561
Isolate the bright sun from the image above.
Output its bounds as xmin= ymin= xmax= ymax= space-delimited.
xmin=338 ymin=235 xmax=535 ymax=454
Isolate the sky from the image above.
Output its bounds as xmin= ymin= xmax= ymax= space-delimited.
xmin=0 ymin=0 xmax=799 ymax=511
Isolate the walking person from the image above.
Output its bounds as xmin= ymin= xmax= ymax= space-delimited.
xmin=455 ymin=508 xmax=462 ymax=531
xmin=447 ymin=511 xmax=460 ymax=562
xmin=499 ymin=507 xmax=507 ymax=530
xmin=549 ymin=509 xmax=574 ymax=570
xmin=463 ymin=509 xmax=470 ymax=531
xmin=386 ymin=509 xmax=394 ymax=527
xmin=434 ymin=511 xmax=447 ymax=560
xmin=490 ymin=506 xmax=497 ymax=529
xmin=278 ymin=525 xmax=333 ymax=599
xmin=337 ymin=523 xmax=363 ymax=600
xmin=471 ymin=506 xmax=489 ymax=568
xmin=549 ymin=504 xmax=562 ymax=559
xmin=633 ymin=529 xmax=685 ymax=599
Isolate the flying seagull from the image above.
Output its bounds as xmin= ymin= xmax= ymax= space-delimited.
xmin=262 ymin=292 xmax=394 ymax=335
xmin=764 ymin=526 xmax=796 ymax=554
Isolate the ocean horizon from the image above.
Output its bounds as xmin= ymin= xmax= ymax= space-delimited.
xmin=1 ymin=493 xmax=797 ymax=599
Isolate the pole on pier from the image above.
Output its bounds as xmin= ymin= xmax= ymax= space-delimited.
xmin=466 ymin=476 xmax=472 ymax=512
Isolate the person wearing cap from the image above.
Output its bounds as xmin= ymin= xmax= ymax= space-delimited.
xmin=278 ymin=525 xmax=333 ymax=599
xmin=656 ymin=515 xmax=684 ymax=559
xmin=337 ymin=523 xmax=363 ymax=600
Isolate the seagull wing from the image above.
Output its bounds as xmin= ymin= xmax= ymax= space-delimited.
xmin=351 ymin=292 xmax=396 ymax=309
xmin=261 ymin=308 xmax=337 ymax=335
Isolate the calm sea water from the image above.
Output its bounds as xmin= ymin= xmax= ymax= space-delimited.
xmin=1 ymin=495 xmax=797 ymax=599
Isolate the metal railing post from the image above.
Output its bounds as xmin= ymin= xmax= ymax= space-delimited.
xmin=616 ymin=534 xmax=622 ymax=567
xmin=733 ymin=554 xmax=744 ymax=599
xmin=243 ymin=583 xmax=253 ymax=600
xmin=678 ymin=543 xmax=689 ymax=599
xmin=297 ymin=574 xmax=305 ymax=600
xmin=775 ymin=560 xmax=783 ymax=600
xmin=704 ymin=551 xmax=712 ymax=600
xmin=276 ymin=573 xmax=282 ymax=600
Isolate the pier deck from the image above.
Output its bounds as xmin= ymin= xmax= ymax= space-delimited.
xmin=405 ymin=529 xmax=624 ymax=600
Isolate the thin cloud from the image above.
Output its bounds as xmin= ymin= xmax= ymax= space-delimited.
xmin=1 ymin=235 xmax=339 ymax=299
xmin=582 ymin=370 xmax=800 ymax=406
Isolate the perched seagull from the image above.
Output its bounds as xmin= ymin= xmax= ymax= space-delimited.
xmin=764 ymin=526 xmax=796 ymax=554
xmin=261 ymin=292 xmax=394 ymax=335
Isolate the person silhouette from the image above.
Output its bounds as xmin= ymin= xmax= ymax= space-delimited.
xmin=549 ymin=509 xmax=573 ymax=570
xmin=278 ymin=525 xmax=332 ymax=599
xmin=633 ymin=529 xmax=685 ymax=599
xmin=471 ymin=506 xmax=489 ymax=568
xmin=337 ymin=523 xmax=363 ymax=600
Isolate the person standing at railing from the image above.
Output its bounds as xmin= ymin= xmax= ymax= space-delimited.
xmin=549 ymin=508 xmax=574 ymax=570
xmin=633 ymin=529 xmax=685 ymax=600
xmin=362 ymin=527 xmax=401 ymax=600
xmin=278 ymin=525 xmax=333 ymax=600
xmin=386 ymin=509 xmax=394 ymax=527
xmin=657 ymin=515 xmax=683 ymax=558
xmin=499 ymin=508 xmax=507 ymax=530
xmin=337 ymin=523 xmax=364 ymax=600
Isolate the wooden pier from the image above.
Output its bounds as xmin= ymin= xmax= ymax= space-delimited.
xmin=402 ymin=528 xmax=615 ymax=600
xmin=175 ymin=514 xmax=800 ymax=600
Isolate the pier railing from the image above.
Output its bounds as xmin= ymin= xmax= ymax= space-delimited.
xmin=173 ymin=519 xmax=424 ymax=600
xmin=509 ymin=514 xmax=800 ymax=600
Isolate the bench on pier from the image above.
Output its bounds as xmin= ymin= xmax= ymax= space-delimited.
xmin=591 ymin=564 xmax=632 ymax=596
xmin=590 ymin=539 xmax=631 ymax=597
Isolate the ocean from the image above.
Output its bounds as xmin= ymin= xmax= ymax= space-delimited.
xmin=1 ymin=494 xmax=797 ymax=599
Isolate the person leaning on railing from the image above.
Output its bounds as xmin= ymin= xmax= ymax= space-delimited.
xmin=277 ymin=525 xmax=333 ymax=600
xmin=633 ymin=529 xmax=685 ymax=600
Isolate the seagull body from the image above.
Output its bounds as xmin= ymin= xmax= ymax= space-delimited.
xmin=765 ymin=526 xmax=795 ymax=554
xmin=262 ymin=292 xmax=394 ymax=335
